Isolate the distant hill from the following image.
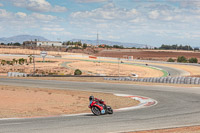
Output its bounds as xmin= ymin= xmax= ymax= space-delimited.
xmin=70 ymin=39 xmax=149 ymax=48
xmin=0 ymin=35 xmax=49 ymax=44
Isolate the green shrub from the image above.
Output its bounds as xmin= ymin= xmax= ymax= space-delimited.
xmin=167 ymin=58 xmax=175 ymax=62
xmin=74 ymin=69 xmax=82 ymax=75
xmin=177 ymin=56 xmax=187 ymax=63
xmin=188 ymin=57 xmax=198 ymax=63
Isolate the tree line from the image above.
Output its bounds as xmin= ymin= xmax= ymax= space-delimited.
xmin=0 ymin=42 xmax=21 ymax=46
xmin=0 ymin=55 xmax=34 ymax=66
xmin=1 ymin=41 xmax=199 ymax=51
xmin=168 ymin=56 xmax=198 ymax=63
xmin=159 ymin=44 xmax=199 ymax=50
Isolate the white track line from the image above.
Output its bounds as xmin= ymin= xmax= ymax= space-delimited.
xmin=114 ymin=94 xmax=157 ymax=111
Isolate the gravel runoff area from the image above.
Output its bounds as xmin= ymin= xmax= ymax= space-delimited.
xmin=0 ymin=85 xmax=139 ymax=118
xmin=129 ymin=125 xmax=200 ymax=133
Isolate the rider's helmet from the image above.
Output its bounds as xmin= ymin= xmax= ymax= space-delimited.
xmin=89 ymin=96 xmax=94 ymax=101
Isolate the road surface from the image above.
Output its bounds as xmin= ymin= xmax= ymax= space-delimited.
xmin=0 ymin=78 xmax=200 ymax=133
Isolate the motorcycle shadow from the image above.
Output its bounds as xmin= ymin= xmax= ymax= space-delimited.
xmin=83 ymin=114 xmax=114 ymax=117
xmin=83 ymin=114 xmax=96 ymax=116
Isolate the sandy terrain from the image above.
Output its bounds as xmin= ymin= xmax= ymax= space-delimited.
xmin=0 ymin=54 xmax=165 ymax=77
xmin=129 ymin=125 xmax=200 ymax=133
xmin=96 ymin=49 xmax=200 ymax=62
xmin=0 ymin=56 xmax=74 ymax=75
xmin=0 ymin=85 xmax=139 ymax=118
xmin=0 ymin=47 xmax=79 ymax=56
xmin=68 ymin=61 xmax=163 ymax=77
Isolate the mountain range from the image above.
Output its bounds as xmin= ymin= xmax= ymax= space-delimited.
xmin=0 ymin=35 xmax=148 ymax=48
xmin=0 ymin=35 xmax=49 ymax=44
xmin=70 ymin=39 xmax=148 ymax=48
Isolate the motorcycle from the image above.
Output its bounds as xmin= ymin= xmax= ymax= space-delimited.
xmin=89 ymin=99 xmax=113 ymax=116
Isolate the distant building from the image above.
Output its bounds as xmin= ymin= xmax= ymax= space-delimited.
xmin=23 ymin=41 xmax=62 ymax=47
xmin=23 ymin=41 xmax=37 ymax=47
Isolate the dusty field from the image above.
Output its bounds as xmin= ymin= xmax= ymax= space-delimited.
xmin=0 ymin=47 xmax=79 ymax=56
xmin=129 ymin=125 xmax=200 ymax=133
xmin=68 ymin=61 xmax=163 ymax=77
xmin=0 ymin=56 xmax=75 ymax=75
xmin=0 ymin=54 xmax=164 ymax=77
xmin=0 ymin=85 xmax=139 ymax=118
xmin=96 ymin=49 xmax=200 ymax=62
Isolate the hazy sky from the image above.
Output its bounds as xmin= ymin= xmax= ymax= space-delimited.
xmin=0 ymin=0 xmax=200 ymax=46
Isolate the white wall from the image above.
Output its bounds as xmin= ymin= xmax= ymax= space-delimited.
xmin=36 ymin=41 xmax=62 ymax=47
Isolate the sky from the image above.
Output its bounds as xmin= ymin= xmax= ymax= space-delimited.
xmin=0 ymin=0 xmax=200 ymax=47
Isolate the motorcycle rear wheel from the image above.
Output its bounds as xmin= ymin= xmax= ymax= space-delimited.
xmin=107 ymin=106 xmax=113 ymax=114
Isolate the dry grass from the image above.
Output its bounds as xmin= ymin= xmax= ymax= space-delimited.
xmin=68 ymin=61 xmax=163 ymax=77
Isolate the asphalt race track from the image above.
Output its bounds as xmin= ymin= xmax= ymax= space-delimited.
xmin=0 ymin=78 xmax=200 ymax=133
xmin=148 ymin=64 xmax=190 ymax=77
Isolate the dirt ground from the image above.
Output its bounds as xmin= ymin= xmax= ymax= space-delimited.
xmin=0 ymin=47 xmax=78 ymax=56
xmin=68 ymin=61 xmax=163 ymax=77
xmin=0 ymin=85 xmax=139 ymax=118
xmin=129 ymin=125 xmax=200 ymax=133
xmin=0 ymin=56 xmax=75 ymax=75
xmin=96 ymin=49 xmax=200 ymax=62
xmin=0 ymin=54 xmax=164 ymax=77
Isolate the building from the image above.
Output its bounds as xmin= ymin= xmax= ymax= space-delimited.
xmin=23 ymin=41 xmax=62 ymax=47
xmin=36 ymin=41 xmax=62 ymax=47
xmin=23 ymin=41 xmax=37 ymax=47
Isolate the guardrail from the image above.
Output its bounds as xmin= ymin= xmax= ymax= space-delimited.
xmin=104 ymin=77 xmax=200 ymax=84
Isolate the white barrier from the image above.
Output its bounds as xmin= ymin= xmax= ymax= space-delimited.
xmin=104 ymin=77 xmax=200 ymax=85
xmin=7 ymin=72 xmax=27 ymax=77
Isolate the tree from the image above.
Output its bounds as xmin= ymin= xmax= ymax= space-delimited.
xmin=74 ymin=69 xmax=82 ymax=75
xmin=28 ymin=55 xmax=33 ymax=63
xmin=13 ymin=42 xmax=21 ymax=46
xmin=18 ymin=58 xmax=25 ymax=65
xmin=188 ymin=58 xmax=198 ymax=63
xmin=83 ymin=43 xmax=87 ymax=49
xmin=6 ymin=61 xmax=11 ymax=65
xmin=1 ymin=60 xmax=6 ymax=65
xmin=177 ymin=56 xmax=187 ymax=63
xmin=113 ymin=45 xmax=124 ymax=49
xmin=12 ymin=58 xmax=16 ymax=65
xmin=167 ymin=58 xmax=175 ymax=62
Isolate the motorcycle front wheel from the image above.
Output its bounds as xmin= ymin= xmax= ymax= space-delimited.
xmin=91 ymin=106 xmax=101 ymax=116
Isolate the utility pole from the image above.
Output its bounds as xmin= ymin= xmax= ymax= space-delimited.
xmin=33 ymin=56 xmax=35 ymax=76
xmin=97 ymin=32 xmax=100 ymax=75
xmin=97 ymin=32 xmax=99 ymax=47
xmin=118 ymin=58 xmax=120 ymax=77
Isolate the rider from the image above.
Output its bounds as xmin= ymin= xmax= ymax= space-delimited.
xmin=89 ymin=96 xmax=107 ymax=109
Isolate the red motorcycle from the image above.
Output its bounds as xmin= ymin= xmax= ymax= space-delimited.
xmin=89 ymin=99 xmax=113 ymax=116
